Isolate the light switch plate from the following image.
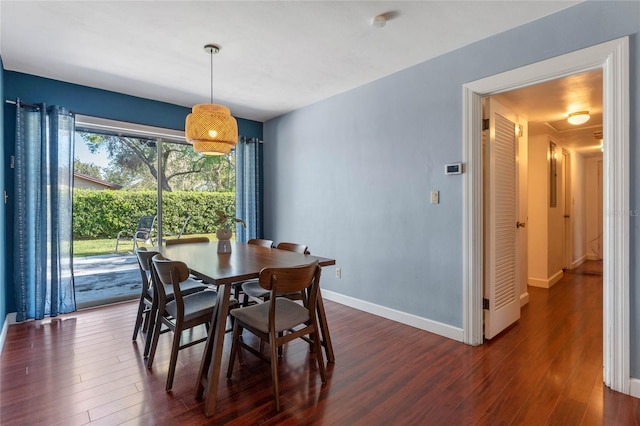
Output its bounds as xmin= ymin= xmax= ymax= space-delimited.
xmin=431 ymin=190 xmax=439 ymax=204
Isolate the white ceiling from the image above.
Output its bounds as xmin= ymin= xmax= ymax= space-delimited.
xmin=493 ymin=69 xmax=603 ymax=157
xmin=0 ymin=0 xmax=580 ymax=123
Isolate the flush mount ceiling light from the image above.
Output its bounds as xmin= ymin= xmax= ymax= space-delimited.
xmin=567 ymin=111 xmax=590 ymax=125
xmin=185 ymin=44 xmax=238 ymax=156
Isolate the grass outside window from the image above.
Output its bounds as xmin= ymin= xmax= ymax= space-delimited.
xmin=73 ymin=233 xmax=222 ymax=257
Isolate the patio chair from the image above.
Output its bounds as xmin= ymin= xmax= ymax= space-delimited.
xmin=115 ymin=215 xmax=157 ymax=252
xmin=161 ymin=215 xmax=191 ymax=244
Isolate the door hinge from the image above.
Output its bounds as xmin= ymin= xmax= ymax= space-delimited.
xmin=482 ymin=119 xmax=489 ymax=131
xmin=483 ymin=298 xmax=489 ymax=310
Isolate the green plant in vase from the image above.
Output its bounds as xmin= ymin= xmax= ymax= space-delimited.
xmin=214 ymin=210 xmax=245 ymax=253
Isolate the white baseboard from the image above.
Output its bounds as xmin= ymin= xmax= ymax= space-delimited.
xmin=321 ymin=290 xmax=464 ymax=342
xmin=571 ymin=255 xmax=587 ymax=269
xmin=548 ymin=270 xmax=563 ymax=287
xmin=630 ymin=377 xmax=640 ymax=399
xmin=0 ymin=312 xmax=17 ymax=355
xmin=520 ymin=292 xmax=530 ymax=307
xmin=528 ymin=270 xmax=563 ymax=289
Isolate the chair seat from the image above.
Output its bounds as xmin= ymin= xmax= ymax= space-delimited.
xmin=231 ymin=298 xmax=309 ymax=334
xmin=166 ymin=289 xmax=218 ymax=323
xmin=241 ymin=280 xmax=302 ymax=304
xmin=149 ymin=278 xmax=207 ymax=300
xmin=241 ymin=279 xmax=267 ymax=299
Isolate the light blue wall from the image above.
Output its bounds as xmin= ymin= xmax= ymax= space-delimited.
xmin=264 ymin=1 xmax=640 ymax=376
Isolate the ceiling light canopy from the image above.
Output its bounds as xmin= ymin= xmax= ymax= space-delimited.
xmin=567 ymin=111 xmax=590 ymax=125
xmin=371 ymin=15 xmax=386 ymax=28
xmin=185 ymin=44 xmax=238 ymax=156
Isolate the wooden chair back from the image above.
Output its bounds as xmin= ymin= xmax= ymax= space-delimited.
xmin=248 ymin=238 xmax=273 ymax=248
xmin=135 ymin=247 xmax=159 ymax=275
xmin=258 ymin=260 xmax=320 ymax=296
xmin=152 ymin=254 xmax=191 ymax=286
xmin=165 ymin=236 xmax=209 ymax=246
xmin=276 ymin=242 xmax=309 ymax=254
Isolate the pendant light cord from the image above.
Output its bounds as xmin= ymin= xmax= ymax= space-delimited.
xmin=210 ymin=49 xmax=214 ymax=104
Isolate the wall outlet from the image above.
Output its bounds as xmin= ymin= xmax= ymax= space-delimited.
xmin=336 ymin=268 xmax=341 ymax=278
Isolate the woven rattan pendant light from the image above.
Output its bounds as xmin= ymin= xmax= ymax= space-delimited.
xmin=185 ymin=44 xmax=238 ymax=155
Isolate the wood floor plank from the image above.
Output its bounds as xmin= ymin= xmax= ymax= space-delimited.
xmin=1 ymin=261 xmax=638 ymax=425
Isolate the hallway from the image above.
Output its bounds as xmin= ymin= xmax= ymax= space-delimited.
xmin=477 ymin=259 xmax=615 ymax=423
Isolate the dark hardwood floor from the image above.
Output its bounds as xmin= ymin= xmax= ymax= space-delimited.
xmin=1 ymin=261 xmax=638 ymax=425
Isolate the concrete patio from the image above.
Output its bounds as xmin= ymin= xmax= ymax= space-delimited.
xmin=74 ymin=252 xmax=141 ymax=309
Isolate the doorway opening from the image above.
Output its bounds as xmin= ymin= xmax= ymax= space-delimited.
xmin=462 ymin=37 xmax=630 ymax=394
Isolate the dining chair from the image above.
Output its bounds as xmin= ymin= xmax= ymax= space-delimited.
xmin=132 ymin=247 xmax=155 ymax=341
xmin=226 ymin=260 xmax=326 ymax=412
xmin=133 ymin=248 xmax=208 ymax=349
xmin=163 ymin=235 xmax=240 ymax=331
xmin=148 ymin=254 xmax=219 ymax=391
xmin=232 ymin=239 xmax=274 ymax=302
xmin=241 ymin=242 xmax=309 ymax=306
xmin=165 ymin=236 xmax=209 ymax=246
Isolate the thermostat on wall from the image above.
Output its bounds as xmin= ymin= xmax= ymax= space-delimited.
xmin=445 ymin=163 xmax=462 ymax=175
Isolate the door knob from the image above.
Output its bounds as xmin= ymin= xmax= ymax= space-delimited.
xmin=516 ymin=221 xmax=526 ymax=228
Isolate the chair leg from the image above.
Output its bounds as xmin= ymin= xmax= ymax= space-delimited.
xmin=311 ymin=328 xmax=327 ymax=383
xmin=144 ymin=302 xmax=159 ymax=358
xmin=270 ymin=332 xmax=281 ymax=412
xmin=165 ymin=326 xmax=182 ymax=391
xmin=132 ymin=295 xmax=146 ymax=341
xmin=226 ymin=322 xmax=242 ymax=378
xmin=142 ymin=305 xmax=151 ymax=333
xmin=146 ymin=315 xmax=162 ymax=368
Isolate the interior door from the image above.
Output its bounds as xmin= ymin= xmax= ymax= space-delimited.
xmin=484 ymin=98 xmax=520 ymax=339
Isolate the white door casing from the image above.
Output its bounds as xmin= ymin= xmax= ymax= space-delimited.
xmin=562 ymin=150 xmax=572 ymax=270
xmin=484 ymin=98 xmax=520 ymax=339
xmin=462 ymin=37 xmax=630 ymax=394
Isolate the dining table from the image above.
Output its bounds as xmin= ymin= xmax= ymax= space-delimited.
xmin=159 ymin=240 xmax=336 ymax=417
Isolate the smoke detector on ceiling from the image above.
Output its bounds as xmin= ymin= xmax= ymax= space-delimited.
xmin=371 ymin=15 xmax=386 ymax=28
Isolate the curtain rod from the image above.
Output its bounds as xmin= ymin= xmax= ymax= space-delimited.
xmin=5 ymin=99 xmax=40 ymax=109
xmin=6 ymin=99 xmax=76 ymax=116
xmin=7 ymin=99 xmax=263 ymax=142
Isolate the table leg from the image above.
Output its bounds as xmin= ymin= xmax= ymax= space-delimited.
xmin=193 ymin=283 xmax=231 ymax=417
xmin=316 ymin=288 xmax=335 ymax=363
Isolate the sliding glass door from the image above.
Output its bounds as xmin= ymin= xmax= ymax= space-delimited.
xmin=71 ymin=116 xmax=238 ymax=308
xmin=73 ymin=130 xmax=161 ymax=308
xmin=159 ymin=140 xmax=236 ymax=244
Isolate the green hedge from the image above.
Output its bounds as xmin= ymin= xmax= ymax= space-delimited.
xmin=73 ymin=190 xmax=236 ymax=239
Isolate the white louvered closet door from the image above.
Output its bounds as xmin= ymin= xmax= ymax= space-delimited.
xmin=484 ymin=98 xmax=520 ymax=339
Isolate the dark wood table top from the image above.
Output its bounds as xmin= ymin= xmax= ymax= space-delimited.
xmin=159 ymin=241 xmax=335 ymax=284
